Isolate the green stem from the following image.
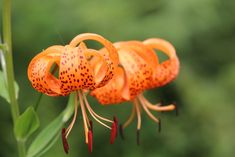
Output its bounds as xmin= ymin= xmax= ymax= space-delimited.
xmin=0 ymin=43 xmax=5 ymax=50
xmin=2 ymin=0 xmax=26 ymax=156
xmin=3 ymin=0 xmax=18 ymax=123
xmin=34 ymin=93 xmax=43 ymax=111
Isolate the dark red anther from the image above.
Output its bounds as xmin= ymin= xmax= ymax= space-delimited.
xmin=88 ymin=130 xmax=93 ymax=153
xmin=61 ymin=128 xmax=69 ymax=154
xmin=158 ymin=118 xmax=161 ymax=133
xmin=110 ymin=121 xmax=117 ymax=144
xmin=89 ymin=120 xmax=93 ymax=133
xmin=119 ymin=124 xmax=125 ymax=140
xmin=136 ymin=129 xmax=140 ymax=146
xmin=113 ymin=116 xmax=118 ymax=137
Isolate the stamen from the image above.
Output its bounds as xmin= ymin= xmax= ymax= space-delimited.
xmin=83 ymin=93 xmax=112 ymax=129
xmin=136 ymin=129 xmax=140 ymax=145
xmin=85 ymin=100 xmax=112 ymax=129
xmin=110 ymin=116 xmax=118 ymax=144
xmin=61 ymin=128 xmax=69 ymax=154
xmin=89 ymin=120 xmax=93 ymax=133
xmin=133 ymin=99 xmax=141 ymax=145
xmin=88 ymin=130 xmax=93 ymax=153
xmin=139 ymin=97 xmax=162 ymax=132
xmin=83 ymin=93 xmax=113 ymax=123
xmin=138 ymin=97 xmax=160 ymax=124
xmin=85 ymin=111 xmax=91 ymax=129
xmin=78 ymin=91 xmax=89 ymax=144
xmin=158 ymin=118 xmax=161 ymax=133
xmin=113 ymin=116 xmax=118 ymax=137
xmin=123 ymin=105 xmax=136 ymax=129
xmin=139 ymin=94 xmax=175 ymax=111
xmin=119 ymin=124 xmax=125 ymax=140
xmin=133 ymin=99 xmax=141 ymax=130
xmin=110 ymin=121 xmax=117 ymax=144
xmin=120 ymin=106 xmax=136 ymax=140
xmin=173 ymin=102 xmax=178 ymax=116
xmin=65 ymin=94 xmax=78 ymax=138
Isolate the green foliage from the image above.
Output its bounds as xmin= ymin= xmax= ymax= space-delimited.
xmin=0 ymin=70 xmax=19 ymax=103
xmin=26 ymin=93 xmax=75 ymax=157
xmin=26 ymin=114 xmax=63 ymax=157
xmin=14 ymin=107 xmax=39 ymax=141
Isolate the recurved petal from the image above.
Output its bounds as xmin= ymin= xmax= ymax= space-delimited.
xmin=118 ymin=47 xmax=153 ymax=99
xmin=90 ymin=66 xmax=129 ymax=105
xmin=27 ymin=46 xmax=63 ymax=96
xmin=69 ymin=33 xmax=119 ymax=89
xmin=143 ymin=38 xmax=177 ymax=58
xmin=91 ymin=45 xmax=153 ymax=105
xmin=143 ymin=38 xmax=180 ymax=88
xmin=115 ymin=41 xmax=159 ymax=69
xmin=150 ymin=58 xmax=179 ymax=87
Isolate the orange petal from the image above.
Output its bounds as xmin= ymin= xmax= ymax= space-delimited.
xmin=69 ymin=33 xmax=119 ymax=71
xmin=59 ymin=45 xmax=96 ymax=95
xmin=28 ymin=46 xmax=63 ymax=96
xmin=86 ymin=49 xmax=108 ymax=85
xmin=69 ymin=33 xmax=119 ymax=89
xmin=91 ymin=45 xmax=153 ymax=104
xmin=143 ymin=38 xmax=177 ymax=58
xmin=91 ymin=66 xmax=128 ymax=105
xmin=118 ymin=47 xmax=152 ymax=98
xmin=143 ymin=38 xmax=180 ymax=88
xmin=115 ymin=41 xmax=159 ymax=69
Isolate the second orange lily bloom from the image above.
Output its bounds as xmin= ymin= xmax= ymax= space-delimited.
xmin=91 ymin=38 xmax=180 ymax=144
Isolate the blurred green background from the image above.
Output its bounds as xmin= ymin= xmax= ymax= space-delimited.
xmin=1 ymin=0 xmax=235 ymax=157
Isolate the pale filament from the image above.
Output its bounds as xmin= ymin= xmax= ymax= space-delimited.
xmin=133 ymin=99 xmax=141 ymax=130
xmin=65 ymin=93 xmax=78 ymax=138
xmin=123 ymin=105 xmax=136 ymax=129
xmin=139 ymin=94 xmax=175 ymax=111
xmin=82 ymin=92 xmax=113 ymax=123
xmin=78 ymin=90 xmax=89 ymax=144
xmin=138 ymin=97 xmax=160 ymax=123
xmin=82 ymin=93 xmax=112 ymax=130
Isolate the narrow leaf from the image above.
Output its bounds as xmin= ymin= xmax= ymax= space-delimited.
xmin=14 ymin=107 xmax=40 ymax=141
xmin=26 ymin=114 xmax=63 ymax=157
xmin=26 ymin=92 xmax=75 ymax=157
xmin=34 ymin=133 xmax=60 ymax=157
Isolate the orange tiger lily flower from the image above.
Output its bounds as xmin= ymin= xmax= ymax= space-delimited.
xmin=91 ymin=38 xmax=179 ymax=144
xmin=28 ymin=33 xmax=119 ymax=153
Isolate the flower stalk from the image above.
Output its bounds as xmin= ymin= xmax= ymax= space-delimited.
xmin=2 ymin=0 xmax=26 ymax=156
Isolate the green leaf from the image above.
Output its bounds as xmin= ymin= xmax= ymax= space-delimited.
xmin=27 ymin=114 xmax=63 ymax=157
xmin=0 ymin=70 xmax=19 ymax=103
xmin=26 ymin=92 xmax=76 ymax=157
xmin=62 ymin=92 xmax=76 ymax=122
xmin=14 ymin=107 xmax=40 ymax=141
xmin=34 ymin=130 xmax=60 ymax=157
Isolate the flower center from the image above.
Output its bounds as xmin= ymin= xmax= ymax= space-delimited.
xmin=62 ymin=90 xmax=118 ymax=153
xmin=120 ymin=93 xmax=177 ymax=144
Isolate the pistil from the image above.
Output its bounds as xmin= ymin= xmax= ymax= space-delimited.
xmin=78 ymin=90 xmax=90 ymax=144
